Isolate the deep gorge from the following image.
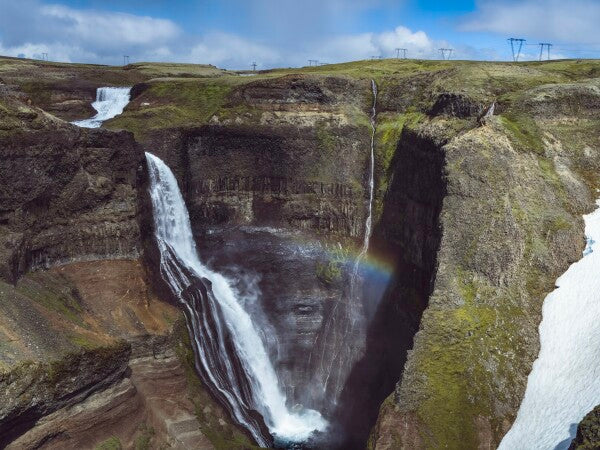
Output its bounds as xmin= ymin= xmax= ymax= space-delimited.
xmin=2 ymin=57 xmax=600 ymax=449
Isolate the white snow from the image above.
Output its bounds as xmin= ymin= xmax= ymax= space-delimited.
xmin=499 ymin=200 xmax=600 ymax=450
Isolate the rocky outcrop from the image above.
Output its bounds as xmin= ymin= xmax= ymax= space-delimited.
xmin=5 ymin=340 xmax=215 ymax=450
xmin=569 ymin=405 xmax=600 ymax=449
xmin=0 ymin=342 xmax=131 ymax=448
xmin=0 ymin=92 xmax=144 ymax=282
xmin=370 ymin=99 xmax=597 ymax=448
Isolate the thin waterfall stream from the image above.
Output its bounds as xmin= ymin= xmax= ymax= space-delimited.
xmin=310 ymin=79 xmax=378 ymax=409
xmin=354 ymin=78 xmax=378 ymax=275
xmin=145 ymin=152 xmax=327 ymax=447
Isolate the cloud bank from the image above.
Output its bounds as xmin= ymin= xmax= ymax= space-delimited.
xmin=0 ymin=0 xmax=450 ymax=68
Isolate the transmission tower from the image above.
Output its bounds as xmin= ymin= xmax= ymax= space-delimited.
xmin=508 ymin=38 xmax=526 ymax=61
xmin=395 ymin=48 xmax=407 ymax=59
xmin=123 ymin=55 xmax=130 ymax=65
xmin=251 ymin=62 xmax=257 ymax=71
xmin=439 ymin=48 xmax=453 ymax=60
xmin=538 ymin=43 xmax=553 ymax=61
xmin=41 ymin=52 xmax=48 ymax=61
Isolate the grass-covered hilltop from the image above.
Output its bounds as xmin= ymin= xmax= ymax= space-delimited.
xmin=1 ymin=54 xmax=600 ymax=449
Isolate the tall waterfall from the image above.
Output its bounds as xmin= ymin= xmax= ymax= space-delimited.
xmin=145 ymin=152 xmax=327 ymax=447
xmin=499 ymin=200 xmax=600 ymax=450
xmin=72 ymin=87 xmax=131 ymax=128
xmin=310 ymin=79 xmax=378 ymax=409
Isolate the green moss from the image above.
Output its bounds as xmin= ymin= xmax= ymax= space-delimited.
xmin=500 ymin=113 xmax=544 ymax=154
xmin=95 ymin=437 xmax=122 ymax=450
xmin=134 ymin=423 xmax=155 ymax=450
xmin=373 ymin=112 xmax=425 ymax=220
xmin=15 ymin=272 xmax=84 ymax=326
xmin=107 ymin=79 xmax=235 ymax=140
xmin=68 ymin=333 xmax=100 ymax=350
xmin=415 ymin=275 xmax=527 ymax=449
xmin=315 ymin=120 xmax=337 ymax=154
xmin=316 ymin=243 xmax=350 ymax=286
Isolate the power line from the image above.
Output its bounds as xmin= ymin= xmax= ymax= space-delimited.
xmin=507 ymin=38 xmax=526 ymax=61
xmin=395 ymin=48 xmax=407 ymax=59
xmin=538 ymin=43 xmax=553 ymax=61
xmin=439 ymin=48 xmax=453 ymax=60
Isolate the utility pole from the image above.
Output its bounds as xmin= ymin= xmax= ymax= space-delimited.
xmin=439 ymin=48 xmax=453 ymax=60
xmin=308 ymin=59 xmax=319 ymax=66
xmin=123 ymin=55 xmax=130 ymax=65
xmin=395 ymin=48 xmax=407 ymax=59
xmin=507 ymin=38 xmax=526 ymax=61
xmin=538 ymin=43 xmax=553 ymax=61
xmin=251 ymin=62 xmax=257 ymax=71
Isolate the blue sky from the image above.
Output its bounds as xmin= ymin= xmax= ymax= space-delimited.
xmin=0 ymin=0 xmax=599 ymax=68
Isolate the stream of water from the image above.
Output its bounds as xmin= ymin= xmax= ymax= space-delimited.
xmin=145 ymin=152 xmax=327 ymax=446
xmin=71 ymin=86 xmax=131 ymax=128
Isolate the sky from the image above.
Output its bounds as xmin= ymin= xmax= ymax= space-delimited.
xmin=0 ymin=0 xmax=599 ymax=69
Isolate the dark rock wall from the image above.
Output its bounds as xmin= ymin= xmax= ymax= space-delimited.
xmin=0 ymin=95 xmax=144 ymax=281
xmin=334 ymin=126 xmax=447 ymax=448
xmin=570 ymin=405 xmax=600 ymax=449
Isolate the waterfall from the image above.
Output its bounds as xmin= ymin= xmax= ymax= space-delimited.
xmin=145 ymin=152 xmax=327 ymax=447
xmin=310 ymin=79 xmax=378 ymax=409
xmin=72 ymin=86 xmax=131 ymax=128
xmin=499 ymin=200 xmax=600 ymax=450
xmin=484 ymin=101 xmax=495 ymax=118
xmin=355 ymin=78 xmax=378 ymax=267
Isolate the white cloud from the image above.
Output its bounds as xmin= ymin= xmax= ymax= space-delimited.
xmin=0 ymin=0 xmax=448 ymax=68
xmin=462 ymin=0 xmax=600 ymax=44
xmin=309 ymin=26 xmax=448 ymax=63
xmin=41 ymin=4 xmax=180 ymax=49
xmin=188 ymin=33 xmax=281 ymax=69
xmin=0 ymin=0 xmax=181 ymax=63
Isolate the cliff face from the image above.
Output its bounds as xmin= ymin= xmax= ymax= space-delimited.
xmin=2 ymin=56 xmax=600 ymax=449
xmin=0 ymin=90 xmax=143 ymax=282
xmin=0 ymin=82 xmax=255 ymax=449
xmin=370 ymin=77 xmax=600 ymax=449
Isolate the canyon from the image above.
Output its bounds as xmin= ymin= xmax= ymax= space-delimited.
xmin=1 ymin=56 xmax=600 ymax=449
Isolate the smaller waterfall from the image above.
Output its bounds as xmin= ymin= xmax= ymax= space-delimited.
xmin=484 ymin=102 xmax=496 ymax=118
xmin=72 ymin=87 xmax=131 ymax=128
xmin=355 ymin=78 xmax=378 ymax=268
xmin=145 ymin=153 xmax=327 ymax=447
xmin=311 ymin=79 xmax=379 ymax=409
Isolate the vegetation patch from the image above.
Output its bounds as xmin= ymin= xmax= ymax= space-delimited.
xmin=373 ymin=111 xmax=425 ymax=220
xmin=16 ymin=271 xmax=84 ymax=326
xmin=95 ymin=436 xmax=122 ymax=450
xmin=500 ymin=112 xmax=544 ymax=154
xmin=134 ymin=423 xmax=155 ymax=450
